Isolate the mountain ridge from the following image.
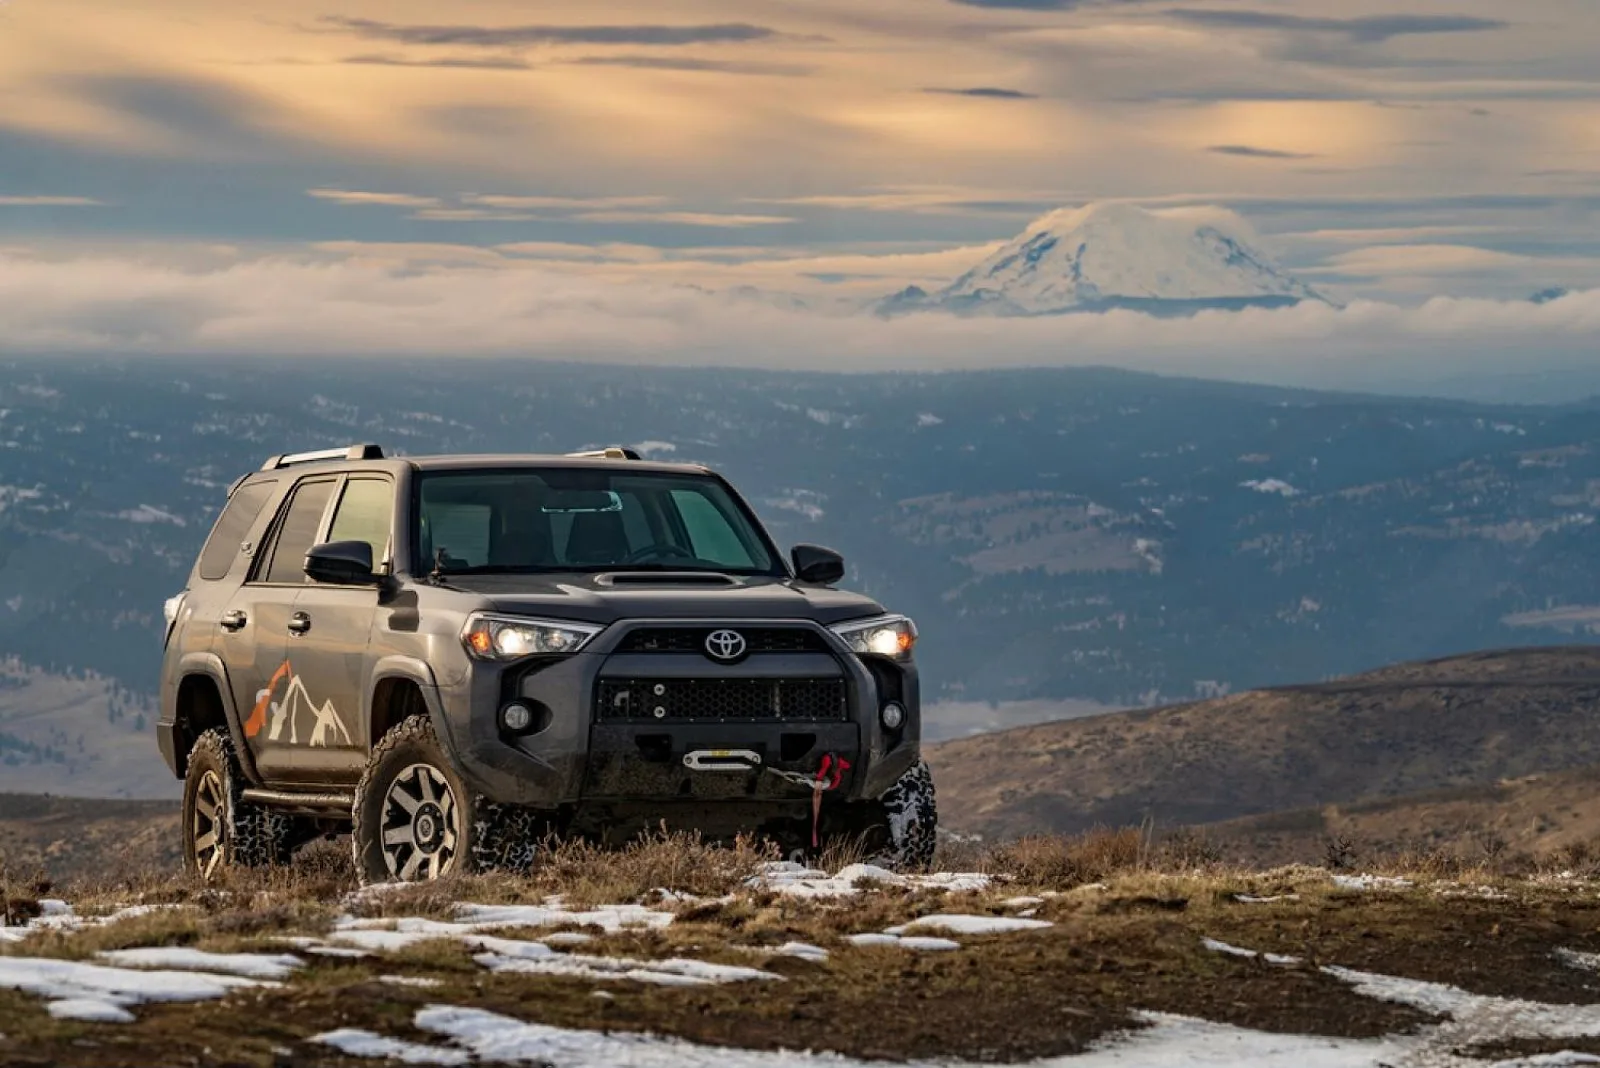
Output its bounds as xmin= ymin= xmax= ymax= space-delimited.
xmin=879 ymin=203 xmax=1326 ymax=317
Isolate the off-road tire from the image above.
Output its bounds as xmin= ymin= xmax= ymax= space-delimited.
xmin=182 ymin=729 xmax=302 ymax=880
xmin=352 ymin=715 xmax=540 ymax=884
xmin=874 ymin=760 xmax=938 ymax=872
xmin=825 ymin=760 xmax=939 ymax=873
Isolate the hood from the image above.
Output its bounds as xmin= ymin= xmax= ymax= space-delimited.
xmin=437 ymin=573 xmax=885 ymax=625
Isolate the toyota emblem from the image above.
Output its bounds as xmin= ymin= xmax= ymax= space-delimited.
xmin=704 ymin=629 xmax=748 ymax=662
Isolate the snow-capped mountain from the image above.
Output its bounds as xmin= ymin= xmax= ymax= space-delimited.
xmin=881 ymin=202 xmax=1325 ymax=317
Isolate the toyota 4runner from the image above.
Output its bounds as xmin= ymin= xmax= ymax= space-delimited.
xmin=159 ymin=445 xmax=936 ymax=883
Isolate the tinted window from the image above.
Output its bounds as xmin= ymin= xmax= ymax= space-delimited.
xmin=262 ymin=479 xmax=336 ymax=585
xmin=415 ymin=469 xmax=777 ymax=575
xmin=671 ymin=490 xmax=760 ymax=568
xmin=197 ymin=481 xmax=274 ymax=582
xmin=328 ymin=478 xmax=394 ymax=565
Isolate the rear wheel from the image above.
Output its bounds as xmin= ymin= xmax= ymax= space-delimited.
xmin=182 ymin=729 xmax=302 ymax=880
xmin=352 ymin=716 xmax=541 ymax=884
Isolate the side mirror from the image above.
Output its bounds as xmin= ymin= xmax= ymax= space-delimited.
xmin=305 ymin=541 xmax=377 ymax=585
xmin=791 ymin=544 xmax=845 ymax=585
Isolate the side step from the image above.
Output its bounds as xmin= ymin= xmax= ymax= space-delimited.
xmin=241 ymin=787 xmax=354 ymax=817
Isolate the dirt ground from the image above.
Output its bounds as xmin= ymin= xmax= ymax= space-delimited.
xmin=4 ymin=832 xmax=1600 ymax=1067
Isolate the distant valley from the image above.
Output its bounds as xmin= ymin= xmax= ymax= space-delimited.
xmin=4 ymin=358 xmax=1600 ymax=796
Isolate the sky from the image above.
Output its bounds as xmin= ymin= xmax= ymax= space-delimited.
xmin=0 ymin=0 xmax=1597 ymax=393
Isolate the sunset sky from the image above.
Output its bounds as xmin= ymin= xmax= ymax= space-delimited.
xmin=0 ymin=0 xmax=1596 ymax=384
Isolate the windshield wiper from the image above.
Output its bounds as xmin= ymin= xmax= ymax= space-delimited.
xmin=433 ymin=564 xmax=563 ymax=576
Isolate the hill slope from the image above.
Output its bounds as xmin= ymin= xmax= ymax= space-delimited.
xmin=929 ymin=646 xmax=1600 ymax=839
xmin=1206 ymin=760 xmax=1600 ymax=868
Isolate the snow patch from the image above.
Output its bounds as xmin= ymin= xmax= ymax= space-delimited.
xmin=1330 ymin=875 xmax=1414 ymax=892
xmin=755 ymin=862 xmax=989 ymax=898
xmin=115 ymin=504 xmax=186 ymax=526
xmin=883 ymin=914 xmax=1053 ymax=936
xmin=770 ymin=942 xmax=828 ymax=962
xmin=0 ymin=956 xmax=267 ymax=1022
xmin=47 ymin=998 xmax=136 ymax=1023
xmin=1202 ymin=938 xmax=1300 ymax=965
xmin=1241 ymin=478 xmax=1300 ymax=497
xmin=98 ymin=947 xmax=303 ymax=980
xmin=454 ymin=901 xmax=674 ymax=933
xmin=314 ymin=1028 xmax=470 ymax=1066
xmin=845 ymin=932 xmax=961 ymax=951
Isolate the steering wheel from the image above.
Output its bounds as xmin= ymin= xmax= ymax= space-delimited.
xmin=624 ymin=543 xmax=696 ymax=564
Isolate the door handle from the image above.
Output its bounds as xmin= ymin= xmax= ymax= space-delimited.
xmin=220 ymin=610 xmax=247 ymax=632
xmin=287 ymin=612 xmax=312 ymax=636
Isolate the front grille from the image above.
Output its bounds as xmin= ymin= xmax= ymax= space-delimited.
xmin=617 ymin=627 xmax=829 ymax=655
xmin=597 ymin=678 xmax=847 ymax=722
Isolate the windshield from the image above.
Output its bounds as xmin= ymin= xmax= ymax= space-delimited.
xmin=413 ymin=468 xmax=782 ymax=576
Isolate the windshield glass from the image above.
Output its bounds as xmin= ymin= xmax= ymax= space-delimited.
xmin=414 ymin=468 xmax=781 ymax=575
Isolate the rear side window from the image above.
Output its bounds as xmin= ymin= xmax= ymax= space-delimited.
xmin=328 ymin=478 xmax=394 ymax=565
xmin=196 ymin=481 xmax=275 ymax=582
xmin=260 ymin=479 xmax=336 ymax=585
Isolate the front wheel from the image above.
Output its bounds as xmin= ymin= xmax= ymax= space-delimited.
xmin=352 ymin=716 xmax=541 ymax=884
xmin=829 ymin=760 xmax=939 ymax=873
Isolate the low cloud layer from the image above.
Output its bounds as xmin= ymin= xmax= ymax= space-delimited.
xmin=1165 ymin=10 xmax=1509 ymax=43
xmin=0 ymin=249 xmax=1593 ymax=399
xmin=318 ymin=17 xmax=779 ymax=47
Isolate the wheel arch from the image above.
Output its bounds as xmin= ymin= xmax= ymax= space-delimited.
xmin=171 ymin=654 xmax=260 ymax=782
xmin=367 ymin=656 xmax=452 ymax=753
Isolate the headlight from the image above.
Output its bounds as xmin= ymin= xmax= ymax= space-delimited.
xmin=830 ymin=614 xmax=917 ymax=661
xmin=461 ymin=614 xmax=604 ymax=661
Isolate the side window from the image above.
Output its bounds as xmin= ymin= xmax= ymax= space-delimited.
xmin=670 ymin=490 xmax=758 ymax=568
xmin=328 ymin=478 xmax=394 ymax=566
xmin=260 ymin=479 xmax=336 ymax=585
xmin=196 ymin=481 xmax=275 ymax=581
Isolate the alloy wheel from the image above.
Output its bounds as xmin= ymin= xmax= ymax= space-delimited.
xmin=192 ymin=769 xmax=227 ymax=881
xmin=381 ymin=763 xmax=460 ymax=881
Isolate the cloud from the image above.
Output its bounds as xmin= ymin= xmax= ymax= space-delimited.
xmin=340 ymin=53 xmax=533 ymax=71
xmin=1207 ymin=145 xmax=1316 ymax=160
xmin=951 ymin=0 xmax=1154 ymax=9
xmin=464 ymin=195 xmax=670 ymax=210
xmin=922 ymin=87 xmax=1040 ymax=99
xmin=410 ymin=208 xmax=538 ymax=222
xmin=568 ymin=56 xmax=812 ymax=76
xmin=0 ymin=248 xmax=1596 ymax=402
xmin=317 ymin=17 xmax=779 ymax=48
xmin=307 ymin=189 xmax=442 ymax=208
xmin=0 ymin=196 xmax=103 ymax=207
xmin=1166 ymin=10 xmax=1509 ymax=44
xmin=570 ymin=211 xmax=797 ymax=227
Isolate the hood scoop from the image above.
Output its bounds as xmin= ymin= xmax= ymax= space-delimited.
xmin=594 ymin=571 xmax=741 ymax=588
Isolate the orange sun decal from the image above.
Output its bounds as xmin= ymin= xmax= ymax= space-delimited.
xmin=244 ymin=660 xmax=291 ymax=739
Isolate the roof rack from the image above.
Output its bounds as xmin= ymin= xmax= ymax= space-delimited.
xmin=564 ymin=446 xmax=642 ymax=461
xmin=260 ymin=444 xmax=385 ymax=471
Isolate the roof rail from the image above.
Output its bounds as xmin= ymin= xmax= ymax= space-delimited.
xmin=565 ymin=446 xmax=642 ymax=461
xmin=260 ymin=444 xmax=385 ymax=471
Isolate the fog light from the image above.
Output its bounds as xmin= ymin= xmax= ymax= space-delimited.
xmin=501 ymin=703 xmax=534 ymax=732
xmin=881 ymin=702 xmax=905 ymax=730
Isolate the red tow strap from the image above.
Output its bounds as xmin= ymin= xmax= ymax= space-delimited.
xmin=810 ymin=753 xmax=851 ymax=849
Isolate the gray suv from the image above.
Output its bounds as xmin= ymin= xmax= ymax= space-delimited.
xmin=158 ymin=445 xmax=936 ymax=883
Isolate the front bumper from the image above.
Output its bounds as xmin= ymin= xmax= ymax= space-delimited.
xmin=434 ymin=618 xmax=919 ymax=809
